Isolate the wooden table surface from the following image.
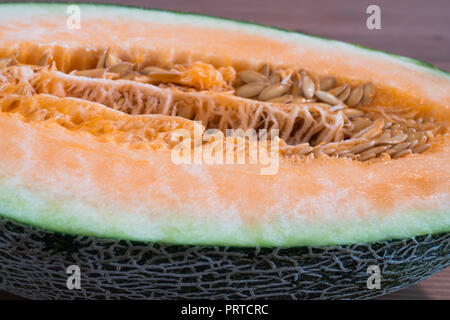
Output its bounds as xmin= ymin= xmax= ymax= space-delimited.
xmin=1 ymin=0 xmax=449 ymax=300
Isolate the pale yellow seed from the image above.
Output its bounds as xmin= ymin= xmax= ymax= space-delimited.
xmin=96 ymin=49 xmax=108 ymax=69
xmin=269 ymin=72 xmax=281 ymax=84
xmin=105 ymin=51 xmax=120 ymax=68
xmin=328 ymin=84 xmax=348 ymax=97
xmin=360 ymin=145 xmax=389 ymax=158
xmin=314 ymin=90 xmax=343 ymax=106
xmin=359 ymin=152 xmax=376 ymax=161
xmin=39 ymin=53 xmax=50 ymax=67
xmin=413 ymin=143 xmax=431 ymax=154
xmin=120 ymin=72 xmax=140 ymax=80
xmin=292 ymin=97 xmax=315 ymax=104
xmin=336 ymin=85 xmax=350 ymax=101
xmin=145 ymin=68 xmax=182 ymax=82
xmin=392 ymin=149 xmax=412 ymax=159
xmin=346 ymin=85 xmax=363 ymax=107
xmin=377 ymin=132 xmax=408 ymax=144
xmin=343 ymin=108 xmax=364 ymax=118
xmin=302 ymin=74 xmax=315 ymax=99
xmin=238 ymin=70 xmax=268 ymax=83
xmin=259 ymin=83 xmax=290 ymax=101
xmin=351 ymin=118 xmax=372 ymax=132
xmin=329 ymin=105 xmax=344 ymax=112
xmin=408 ymin=139 xmax=419 ymax=148
xmin=140 ymin=66 xmax=166 ymax=75
xmin=351 ymin=140 xmax=376 ymax=153
xmin=319 ymin=76 xmax=336 ymax=91
xmin=268 ymin=95 xmax=294 ymax=104
xmin=259 ymin=63 xmax=270 ymax=77
xmin=391 ymin=141 xmax=410 ymax=153
xmin=290 ymin=79 xmax=302 ymax=97
xmin=235 ymin=82 xmax=268 ymax=98
xmin=107 ymin=62 xmax=134 ymax=77
xmin=74 ymin=68 xmax=106 ymax=78
xmin=361 ymin=82 xmax=375 ymax=105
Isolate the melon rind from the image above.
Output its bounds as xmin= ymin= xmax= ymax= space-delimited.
xmin=0 ymin=217 xmax=448 ymax=299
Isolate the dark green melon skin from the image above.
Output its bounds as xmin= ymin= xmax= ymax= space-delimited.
xmin=0 ymin=217 xmax=448 ymax=300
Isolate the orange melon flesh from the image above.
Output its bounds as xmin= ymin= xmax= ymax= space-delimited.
xmin=0 ymin=4 xmax=449 ymax=246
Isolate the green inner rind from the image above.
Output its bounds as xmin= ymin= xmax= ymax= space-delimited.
xmin=0 ymin=180 xmax=448 ymax=247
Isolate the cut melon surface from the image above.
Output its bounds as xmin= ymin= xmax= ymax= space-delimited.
xmin=0 ymin=3 xmax=448 ymax=248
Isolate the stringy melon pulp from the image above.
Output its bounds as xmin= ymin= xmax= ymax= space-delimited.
xmin=0 ymin=49 xmax=446 ymax=163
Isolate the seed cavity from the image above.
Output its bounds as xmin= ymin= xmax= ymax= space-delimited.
xmin=0 ymin=49 xmax=444 ymax=163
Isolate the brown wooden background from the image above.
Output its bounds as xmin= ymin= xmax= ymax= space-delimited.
xmin=0 ymin=0 xmax=449 ymax=300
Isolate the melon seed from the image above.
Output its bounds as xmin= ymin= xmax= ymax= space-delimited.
xmin=319 ymin=76 xmax=336 ymax=91
xmin=39 ymin=53 xmax=50 ymax=66
xmin=268 ymin=95 xmax=294 ymax=103
xmin=343 ymin=108 xmax=364 ymax=117
xmin=144 ymin=68 xmax=182 ymax=81
xmin=314 ymin=90 xmax=343 ymax=106
xmin=74 ymin=68 xmax=106 ymax=78
xmin=337 ymin=85 xmax=351 ymax=101
xmin=361 ymin=82 xmax=375 ymax=105
xmin=269 ymin=72 xmax=281 ymax=84
xmin=377 ymin=132 xmax=408 ymax=144
xmin=105 ymin=51 xmax=120 ymax=68
xmin=238 ymin=70 xmax=268 ymax=83
xmin=258 ymin=83 xmax=290 ymax=101
xmin=235 ymin=82 xmax=267 ymax=98
xmin=140 ymin=66 xmax=168 ymax=75
xmin=292 ymin=97 xmax=315 ymax=104
xmin=329 ymin=105 xmax=344 ymax=112
xmin=96 ymin=49 xmax=108 ymax=68
xmin=259 ymin=63 xmax=270 ymax=77
xmin=328 ymin=84 xmax=348 ymax=97
xmin=107 ymin=62 xmax=134 ymax=77
xmin=351 ymin=140 xmax=376 ymax=153
xmin=290 ymin=79 xmax=302 ymax=96
xmin=392 ymin=149 xmax=412 ymax=159
xmin=413 ymin=143 xmax=430 ymax=154
xmin=346 ymin=85 xmax=363 ymax=107
xmin=301 ymin=74 xmax=315 ymax=99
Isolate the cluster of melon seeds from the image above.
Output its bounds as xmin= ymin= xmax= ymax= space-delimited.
xmin=235 ymin=64 xmax=374 ymax=108
xmin=68 ymin=50 xmax=373 ymax=108
xmin=280 ymin=106 xmax=445 ymax=161
xmin=0 ymin=50 xmax=446 ymax=162
xmin=71 ymin=49 xmax=236 ymax=92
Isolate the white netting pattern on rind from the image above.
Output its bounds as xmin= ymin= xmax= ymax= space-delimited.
xmin=0 ymin=218 xmax=448 ymax=300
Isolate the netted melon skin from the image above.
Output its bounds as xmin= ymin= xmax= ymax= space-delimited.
xmin=0 ymin=217 xmax=448 ymax=300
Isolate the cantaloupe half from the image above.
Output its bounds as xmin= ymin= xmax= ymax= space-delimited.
xmin=0 ymin=3 xmax=449 ymax=299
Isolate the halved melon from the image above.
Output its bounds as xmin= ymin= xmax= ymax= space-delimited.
xmin=0 ymin=3 xmax=448 ymax=300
